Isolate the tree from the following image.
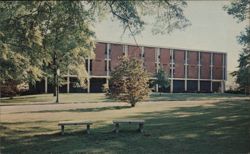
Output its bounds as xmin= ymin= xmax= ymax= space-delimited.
xmin=224 ymin=0 xmax=250 ymax=94
xmin=0 ymin=1 xmax=190 ymax=98
xmin=0 ymin=1 xmax=96 ymax=98
xmin=108 ymin=57 xmax=150 ymax=107
xmin=154 ymin=67 xmax=170 ymax=95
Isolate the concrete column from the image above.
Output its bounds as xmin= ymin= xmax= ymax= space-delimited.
xmin=221 ymin=81 xmax=225 ymax=93
xmin=198 ymin=52 xmax=201 ymax=92
xmin=106 ymin=78 xmax=109 ymax=85
xmin=141 ymin=46 xmax=144 ymax=61
xmin=156 ymin=48 xmax=160 ymax=73
xmin=156 ymin=84 xmax=159 ymax=92
xmin=67 ymin=70 xmax=70 ymax=93
xmin=124 ymin=45 xmax=128 ymax=57
xmin=170 ymin=49 xmax=174 ymax=93
xmin=184 ymin=50 xmax=188 ymax=92
xmin=87 ymin=57 xmax=90 ymax=93
xmin=87 ymin=78 xmax=90 ymax=93
xmin=210 ymin=53 xmax=213 ymax=92
xmin=45 ymin=77 xmax=48 ymax=93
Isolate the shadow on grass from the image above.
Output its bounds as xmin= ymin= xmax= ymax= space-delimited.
xmin=148 ymin=93 xmax=249 ymax=102
xmin=12 ymin=105 xmax=131 ymax=114
xmin=1 ymin=100 xmax=250 ymax=153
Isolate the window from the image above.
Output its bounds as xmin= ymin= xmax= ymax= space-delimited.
xmin=85 ymin=60 xmax=88 ymax=71
xmin=109 ymin=61 xmax=111 ymax=71
xmin=173 ymin=51 xmax=175 ymax=63
xmin=170 ymin=68 xmax=175 ymax=76
xmin=200 ymin=66 xmax=202 ymax=78
xmin=89 ymin=60 xmax=92 ymax=71
xmin=197 ymin=53 xmax=199 ymax=64
xmin=186 ymin=51 xmax=190 ymax=64
xmin=212 ymin=54 xmax=214 ymax=65
xmin=105 ymin=44 xmax=107 ymax=55
xmin=105 ymin=61 xmax=107 ymax=71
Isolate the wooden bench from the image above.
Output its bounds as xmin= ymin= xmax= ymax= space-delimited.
xmin=113 ymin=119 xmax=145 ymax=133
xmin=58 ymin=121 xmax=92 ymax=135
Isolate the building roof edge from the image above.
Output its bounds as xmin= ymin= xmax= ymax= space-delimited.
xmin=95 ymin=39 xmax=227 ymax=54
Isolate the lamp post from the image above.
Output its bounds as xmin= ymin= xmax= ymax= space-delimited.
xmin=56 ymin=68 xmax=60 ymax=103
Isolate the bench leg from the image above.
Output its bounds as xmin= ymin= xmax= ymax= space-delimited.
xmin=61 ymin=125 xmax=64 ymax=135
xmin=86 ymin=124 xmax=90 ymax=134
xmin=114 ymin=123 xmax=119 ymax=133
xmin=139 ymin=123 xmax=144 ymax=133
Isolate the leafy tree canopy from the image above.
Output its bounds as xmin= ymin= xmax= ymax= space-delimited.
xmin=153 ymin=67 xmax=170 ymax=95
xmin=224 ymin=0 xmax=250 ymax=94
xmin=108 ymin=57 xmax=150 ymax=107
xmin=0 ymin=1 xmax=190 ymax=93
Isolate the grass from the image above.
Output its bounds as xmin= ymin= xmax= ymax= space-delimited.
xmin=0 ymin=92 xmax=247 ymax=105
xmin=0 ymin=93 xmax=250 ymax=153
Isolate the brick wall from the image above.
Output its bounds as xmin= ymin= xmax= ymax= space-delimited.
xmin=111 ymin=43 xmax=123 ymax=70
xmin=128 ymin=45 xmax=141 ymax=60
xmin=200 ymin=52 xmax=211 ymax=79
xmin=92 ymin=43 xmax=106 ymax=76
xmin=160 ymin=48 xmax=170 ymax=75
xmin=188 ymin=51 xmax=198 ymax=79
xmin=144 ymin=47 xmax=156 ymax=75
xmin=174 ymin=50 xmax=185 ymax=78
xmin=213 ymin=53 xmax=223 ymax=79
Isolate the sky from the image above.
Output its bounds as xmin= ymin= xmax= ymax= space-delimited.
xmin=94 ymin=1 xmax=248 ymax=72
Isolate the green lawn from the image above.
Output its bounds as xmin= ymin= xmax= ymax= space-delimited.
xmin=0 ymin=92 xmax=247 ymax=105
xmin=0 ymin=93 xmax=250 ymax=153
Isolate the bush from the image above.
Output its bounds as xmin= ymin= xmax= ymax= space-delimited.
xmin=107 ymin=57 xmax=150 ymax=107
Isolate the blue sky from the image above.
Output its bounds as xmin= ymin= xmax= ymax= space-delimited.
xmin=94 ymin=1 xmax=248 ymax=72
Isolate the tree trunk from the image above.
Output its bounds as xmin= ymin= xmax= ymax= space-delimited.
xmin=53 ymin=51 xmax=56 ymax=96
xmin=53 ymin=71 xmax=56 ymax=96
xmin=130 ymin=100 xmax=136 ymax=107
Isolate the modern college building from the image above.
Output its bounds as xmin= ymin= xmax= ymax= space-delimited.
xmin=34 ymin=41 xmax=227 ymax=93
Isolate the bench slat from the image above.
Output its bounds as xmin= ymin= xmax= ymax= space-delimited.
xmin=113 ymin=119 xmax=145 ymax=124
xmin=58 ymin=121 xmax=92 ymax=126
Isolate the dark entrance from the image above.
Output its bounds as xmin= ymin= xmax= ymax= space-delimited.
xmin=90 ymin=78 xmax=106 ymax=93
xmin=187 ymin=80 xmax=198 ymax=92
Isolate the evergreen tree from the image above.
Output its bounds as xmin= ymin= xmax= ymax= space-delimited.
xmin=154 ymin=67 xmax=170 ymax=95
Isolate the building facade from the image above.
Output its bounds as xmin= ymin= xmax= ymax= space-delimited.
xmin=39 ymin=41 xmax=227 ymax=93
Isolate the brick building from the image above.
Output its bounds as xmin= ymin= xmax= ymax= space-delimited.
xmin=39 ymin=41 xmax=227 ymax=93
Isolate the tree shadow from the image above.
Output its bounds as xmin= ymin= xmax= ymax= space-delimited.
xmin=1 ymin=99 xmax=250 ymax=153
xmin=148 ymin=93 xmax=249 ymax=101
xmin=12 ymin=105 xmax=131 ymax=114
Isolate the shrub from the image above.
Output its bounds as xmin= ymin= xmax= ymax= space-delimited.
xmin=108 ymin=57 xmax=150 ymax=107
